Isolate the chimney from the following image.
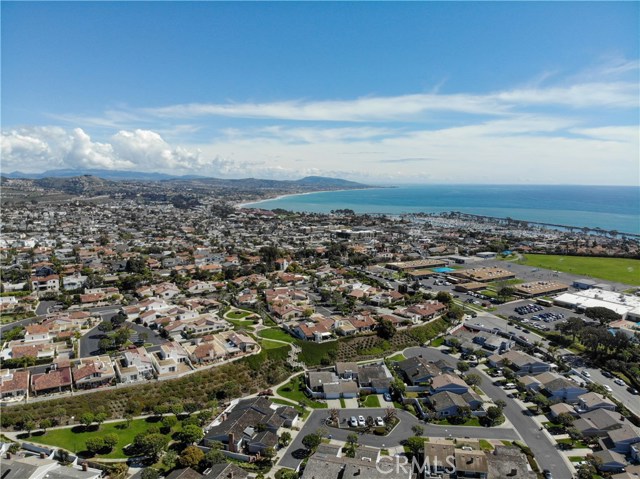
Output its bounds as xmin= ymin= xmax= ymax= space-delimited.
xmin=6 ymin=452 xmax=11 ymax=459
xmin=467 ymin=457 xmax=474 ymax=464
xmin=228 ymin=433 xmax=235 ymax=453
xmin=82 ymin=463 xmax=88 ymax=471
xmin=40 ymin=452 xmax=46 ymax=459
xmin=508 ymin=468 xmax=517 ymax=476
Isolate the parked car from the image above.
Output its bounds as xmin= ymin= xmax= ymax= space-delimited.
xmin=375 ymin=417 xmax=384 ymax=427
xmin=614 ymin=378 xmax=626 ymax=386
xmin=602 ymin=370 xmax=613 ymax=378
xmin=582 ymin=371 xmax=590 ymax=378
xmin=358 ymin=415 xmax=366 ymax=427
xmin=628 ymin=387 xmax=639 ymax=395
xmin=349 ymin=416 xmax=358 ymax=427
xmin=383 ymin=393 xmax=392 ymax=402
xmin=603 ymin=384 xmax=613 ymax=392
xmin=543 ymin=469 xmax=553 ymax=479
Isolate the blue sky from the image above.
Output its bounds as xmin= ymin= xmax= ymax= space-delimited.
xmin=2 ymin=1 xmax=638 ymax=184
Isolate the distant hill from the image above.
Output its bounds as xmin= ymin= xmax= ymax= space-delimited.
xmin=1 ymin=170 xmax=371 ymax=197
xmin=3 ymin=169 xmax=367 ymax=187
xmin=294 ymin=176 xmax=365 ymax=187
xmin=3 ymin=168 xmax=206 ymax=181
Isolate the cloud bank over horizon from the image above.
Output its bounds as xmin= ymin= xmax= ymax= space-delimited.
xmin=2 ymin=71 xmax=638 ymax=185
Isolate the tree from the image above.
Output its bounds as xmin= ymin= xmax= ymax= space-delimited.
xmin=411 ymin=424 xmax=424 ymax=436
xmin=464 ymin=373 xmax=482 ymax=386
xmin=98 ymin=337 xmax=114 ymax=352
xmin=86 ymin=437 xmax=105 ymax=455
xmin=390 ymin=377 xmax=406 ymax=397
xmin=205 ymin=447 xmax=226 ymax=465
xmin=179 ymin=445 xmax=205 ymax=469
xmin=141 ymin=469 xmax=160 ymax=479
xmin=138 ymin=433 xmax=169 ymax=461
xmin=556 ymin=412 xmax=575 ymax=428
xmin=497 ymin=286 xmax=515 ymax=301
xmin=376 ymin=317 xmax=396 ymax=340
xmin=494 ymin=399 xmax=507 ymax=410
xmin=103 ymin=433 xmax=118 ymax=451
xmin=180 ymin=424 xmax=204 ymax=444
xmin=457 ymin=361 xmax=470 ymax=372
xmin=94 ymin=412 xmax=108 ymax=429
xmin=53 ymin=406 xmax=66 ymax=425
xmin=39 ymin=418 xmax=52 ymax=433
xmin=485 ymin=406 xmax=504 ymax=426
xmin=302 ymin=432 xmax=322 ymax=451
xmin=279 ymin=431 xmax=292 ymax=447
xmin=123 ymin=413 xmax=133 ymax=428
xmin=24 ymin=420 xmax=35 ymax=437
xmin=261 ymin=446 xmax=276 ymax=461
xmin=196 ymin=409 xmax=213 ymax=426
xmin=585 ymin=306 xmax=621 ymax=325
xmin=98 ymin=321 xmax=113 ymax=333
xmin=384 ymin=407 xmax=397 ymax=424
xmin=79 ymin=412 xmax=94 ymax=429
xmin=329 ymin=408 xmax=340 ymax=424
xmin=405 ymin=436 xmax=426 ymax=457
xmin=161 ymin=416 xmax=178 ymax=431
xmin=435 ymin=291 xmax=452 ymax=304
xmin=162 ymin=450 xmax=178 ymax=469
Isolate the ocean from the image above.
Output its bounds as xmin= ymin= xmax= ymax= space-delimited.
xmin=242 ymin=184 xmax=640 ymax=234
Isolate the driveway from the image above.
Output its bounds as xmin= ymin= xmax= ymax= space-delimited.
xmin=278 ymin=408 xmax=520 ymax=470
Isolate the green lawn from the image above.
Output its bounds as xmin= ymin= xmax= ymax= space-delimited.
xmin=227 ymin=319 xmax=256 ymax=330
xmin=430 ymin=337 xmax=445 ymax=347
xmin=386 ymin=352 xmax=406 ymax=362
xmin=28 ymin=418 xmax=168 ymax=458
xmin=362 ymin=394 xmax=381 ymax=408
xmin=227 ymin=310 xmax=252 ymax=320
xmin=479 ymin=439 xmax=494 ymax=451
xmin=437 ymin=417 xmax=482 ymax=427
xmin=257 ymin=328 xmax=295 ymax=343
xmin=340 ymin=398 xmax=346 ymax=408
xmin=258 ymin=338 xmax=288 ymax=350
xmin=276 ymin=375 xmax=327 ymax=409
xmin=515 ymin=254 xmax=640 ymax=286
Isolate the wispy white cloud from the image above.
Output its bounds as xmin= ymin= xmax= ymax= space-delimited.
xmin=137 ymin=80 xmax=637 ymax=124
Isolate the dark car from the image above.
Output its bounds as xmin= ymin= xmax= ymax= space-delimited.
xmin=543 ymin=469 xmax=553 ymax=479
xmin=628 ymin=387 xmax=639 ymax=395
xmin=602 ymin=371 xmax=614 ymax=378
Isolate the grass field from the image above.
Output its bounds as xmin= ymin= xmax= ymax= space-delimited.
xmin=386 ymin=352 xmax=406 ymax=362
xmin=258 ymin=338 xmax=287 ymax=350
xmin=28 ymin=418 xmax=168 ymax=458
xmin=362 ymin=394 xmax=381 ymax=408
xmin=226 ymin=310 xmax=252 ymax=320
xmin=257 ymin=328 xmax=296 ymax=343
xmin=227 ymin=319 xmax=256 ymax=330
xmin=515 ymin=254 xmax=640 ymax=286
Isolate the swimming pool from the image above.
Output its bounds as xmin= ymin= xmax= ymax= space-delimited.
xmin=432 ymin=267 xmax=456 ymax=273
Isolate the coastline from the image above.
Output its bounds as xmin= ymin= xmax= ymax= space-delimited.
xmin=234 ymin=187 xmax=379 ymax=209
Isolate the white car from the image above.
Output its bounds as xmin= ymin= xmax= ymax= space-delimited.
xmin=614 ymin=378 xmax=626 ymax=386
xmin=375 ymin=417 xmax=384 ymax=427
xmin=358 ymin=415 xmax=366 ymax=427
xmin=582 ymin=371 xmax=590 ymax=378
xmin=603 ymin=385 xmax=613 ymax=392
xmin=349 ymin=416 xmax=358 ymax=427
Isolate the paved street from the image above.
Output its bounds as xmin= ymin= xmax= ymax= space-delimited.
xmin=403 ymin=346 xmax=573 ymax=479
xmin=473 ymin=367 xmax=574 ymax=479
xmin=278 ymin=408 xmax=520 ymax=470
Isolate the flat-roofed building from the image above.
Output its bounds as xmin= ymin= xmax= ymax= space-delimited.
xmin=386 ymin=259 xmax=447 ymax=271
xmin=513 ymin=281 xmax=569 ymax=298
xmin=450 ymin=267 xmax=515 ymax=283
